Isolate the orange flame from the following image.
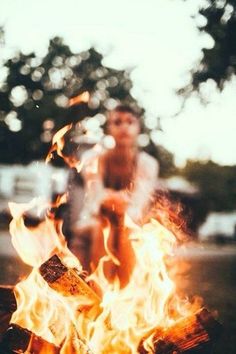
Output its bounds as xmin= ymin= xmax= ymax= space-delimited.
xmin=68 ymin=91 xmax=90 ymax=107
xmin=6 ymin=124 xmax=202 ymax=353
xmin=45 ymin=124 xmax=72 ymax=164
xmin=8 ymin=196 xmax=200 ymax=353
xmin=45 ymin=123 xmax=84 ymax=172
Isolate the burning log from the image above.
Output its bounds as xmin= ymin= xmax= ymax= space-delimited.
xmin=0 ymin=323 xmax=60 ymax=353
xmin=0 ymin=286 xmax=17 ymax=340
xmin=0 ymin=286 xmax=17 ymax=313
xmin=138 ymin=308 xmax=222 ymax=354
xmin=39 ymin=255 xmax=101 ymax=316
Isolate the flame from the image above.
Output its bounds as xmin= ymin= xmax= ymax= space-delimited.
xmin=7 ymin=196 xmax=199 ymax=353
xmin=5 ymin=124 xmax=202 ymax=353
xmin=8 ymin=197 xmax=80 ymax=269
xmin=45 ymin=123 xmax=83 ymax=172
xmin=68 ymin=91 xmax=90 ymax=107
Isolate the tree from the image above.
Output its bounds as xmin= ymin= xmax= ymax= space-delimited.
xmin=181 ymin=160 xmax=236 ymax=212
xmin=0 ymin=36 xmax=141 ymax=164
xmin=191 ymin=0 xmax=236 ymax=89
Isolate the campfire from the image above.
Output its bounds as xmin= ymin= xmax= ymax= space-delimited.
xmin=0 ymin=124 xmax=221 ymax=353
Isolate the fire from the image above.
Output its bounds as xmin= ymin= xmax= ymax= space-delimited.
xmin=68 ymin=91 xmax=90 ymax=107
xmin=8 ymin=198 xmax=74 ymax=268
xmin=3 ymin=125 xmax=212 ymax=354
xmin=45 ymin=123 xmax=84 ymax=173
xmin=6 ymin=196 xmax=199 ymax=353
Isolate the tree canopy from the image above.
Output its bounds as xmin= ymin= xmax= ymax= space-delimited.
xmin=0 ymin=36 xmax=142 ymax=164
xmin=192 ymin=0 xmax=236 ymax=89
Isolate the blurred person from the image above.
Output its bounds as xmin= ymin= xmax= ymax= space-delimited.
xmin=71 ymin=105 xmax=159 ymax=286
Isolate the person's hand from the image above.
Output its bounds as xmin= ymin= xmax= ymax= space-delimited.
xmin=100 ymin=191 xmax=129 ymax=222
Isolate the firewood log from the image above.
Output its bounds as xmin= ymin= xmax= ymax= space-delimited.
xmin=138 ymin=308 xmax=222 ymax=354
xmin=0 ymin=286 xmax=17 ymax=313
xmin=0 ymin=323 xmax=60 ymax=353
xmin=39 ymin=255 xmax=101 ymax=317
xmin=0 ymin=286 xmax=17 ymax=341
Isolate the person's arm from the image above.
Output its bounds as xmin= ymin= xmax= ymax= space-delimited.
xmin=75 ymin=151 xmax=105 ymax=227
xmin=127 ymin=152 xmax=159 ymax=222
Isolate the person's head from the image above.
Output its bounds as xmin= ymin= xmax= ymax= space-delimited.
xmin=106 ymin=105 xmax=141 ymax=148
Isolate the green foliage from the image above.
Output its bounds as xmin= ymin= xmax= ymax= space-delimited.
xmin=0 ymin=36 xmax=140 ymax=164
xmin=191 ymin=0 xmax=236 ymax=89
xmin=181 ymin=160 xmax=236 ymax=211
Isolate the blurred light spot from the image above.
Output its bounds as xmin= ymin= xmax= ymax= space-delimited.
xmin=40 ymin=130 xmax=52 ymax=143
xmin=84 ymin=117 xmax=100 ymax=131
xmin=95 ymin=113 xmax=106 ymax=125
xmin=27 ymin=57 xmax=43 ymax=67
xmin=65 ymin=55 xmax=82 ymax=67
xmin=80 ymin=51 xmax=90 ymax=60
xmin=32 ymin=89 xmax=43 ymax=101
xmin=31 ymin=67 xmax=45 ymax=81
xmin=88 ymin=96 xmax=100 ymax=109
xmin=12 ymin=55 xmax=20 ymax=63
xmin=96 ymin=79 xmax=108 ymax=90
xmin=124 ymin=81 xmax=132 ymax=90
xmin=52 ymin=56 xmax=63 ymax=67
xmin=63 ymin=67 xmax=73 ymax=79
xmin=104 ymin=98 xmax=118 ymax=110
xmin=107 ymin=76 xmax=119 ymax=87
xmin=10 ymin=85 xmax=28 ymax=107
xmin=95 ymin=67 xmax=107 ymax=78
xmin=103 ymin=135 xmax=116 ymax=149
xmin=0 ymin=67 xmax=9 ymax=82
xmin=137 ymin=134 xmax=150 ymax=147
xmin=20 ymin=65 xmax=31 ymax=75
xmin=9 ymin=119 xmax=22 ymax=132
xmin=95 ymin=90 xmax=107 ymax=101
xmin=195 ymin=14 xmax=207 ymax=28
xmin=43 ymin=119 xmax=54 ymax=130
xmin=5 ymin=111 xmax=17 ymax=124
xmin=48 ymin=67 xmax=63 ymax=88
xmin=221 ymin=4 xmax=234 ymax=24
xmin=55 ymin=94 xmax=69 ymax=107
xmin=5 ymin=111 xmax=22 ymax=132
xmin=215 ymin=0 xmax=226 ymax=9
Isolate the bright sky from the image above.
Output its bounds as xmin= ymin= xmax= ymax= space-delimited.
xmin=1 ymin=0 xmax=235 ymax=166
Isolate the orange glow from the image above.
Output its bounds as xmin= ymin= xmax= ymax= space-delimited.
xmin=45 ymin=123 xmax=84 ymax=172
xmin=7 ymin=196 xmax=200 ymax=353
xmin=68 ymin=91 xmax=90 ymax=107
xmin=5 ymin=124 xmax=203 ymax=353
xmin=45 ymin=123 xmax=72 ymax=164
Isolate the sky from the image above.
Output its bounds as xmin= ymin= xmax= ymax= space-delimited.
xmin=0 ymin=0 xmax=236 ymax=166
